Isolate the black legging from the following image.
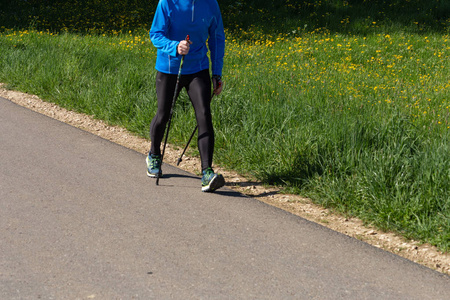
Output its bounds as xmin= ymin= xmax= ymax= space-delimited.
xmin=150 ymin=69 xmax=214 ymax=171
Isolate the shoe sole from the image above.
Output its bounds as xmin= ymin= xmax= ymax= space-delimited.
xmin=202 ymin=174 xmax=225 ymax=192
xmin=147 ymin=171 xmax=162 ymax=178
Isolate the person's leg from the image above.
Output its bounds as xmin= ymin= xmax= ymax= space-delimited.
xmin=186 ymin=69 xmax=224 ymax=192
xmin=149 ymin=71 xmax=180 ymax=156
xmin=185 ymin=69 xmax=214 ymax=171
xmin=147 ymin=72 xmax=184 ymax=178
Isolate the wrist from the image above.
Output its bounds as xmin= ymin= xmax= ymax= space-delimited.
xmin=212 ymin=75 xmax=222 ymax=81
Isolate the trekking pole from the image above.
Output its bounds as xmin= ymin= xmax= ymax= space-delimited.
xmin=177 ymin=80 xmax=222 ymax=166
xmin=176 ymin=124 xmax=199 ymax=166
xmin=157 ymin=35 xmax=189 ymax=186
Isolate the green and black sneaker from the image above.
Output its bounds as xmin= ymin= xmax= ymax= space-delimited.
xmin=146 ymin=153 xmax=162 ymax=178
xmin=201 ymin=167 xmax=225 ymax=192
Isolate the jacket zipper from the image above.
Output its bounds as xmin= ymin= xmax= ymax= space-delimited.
xmin=192 ymin=0 xmax=196 ymax=22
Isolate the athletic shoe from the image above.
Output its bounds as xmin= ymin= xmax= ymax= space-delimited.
xmin=146 ymin=154 xmax=162 ymax=177
xmin=201 ymin=167 xmax=225 ymax=192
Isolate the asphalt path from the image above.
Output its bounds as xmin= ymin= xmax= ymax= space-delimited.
xmin=1 ymin=97 xmax=449 ymax=299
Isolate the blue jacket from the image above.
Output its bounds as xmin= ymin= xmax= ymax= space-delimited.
xmin=150 ymin=0 xmax=225 ymax=76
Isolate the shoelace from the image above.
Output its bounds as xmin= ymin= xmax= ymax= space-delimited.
xmin=203 ymin=168 xmax=215 ymax=179
xmin=150 ymin=157 xmax=161 ymax=169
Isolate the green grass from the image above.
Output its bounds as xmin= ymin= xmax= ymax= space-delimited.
xmin=1 ymin=0 xmax=449 ymax=251
xmin=220 ymin=0 xmax=450 ymax=36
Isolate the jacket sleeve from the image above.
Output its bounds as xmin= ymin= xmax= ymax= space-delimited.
xmin=149 ymin=0 xmax=179 ymax=57
xmin=208 ymin=1 xmax=225 ymax=76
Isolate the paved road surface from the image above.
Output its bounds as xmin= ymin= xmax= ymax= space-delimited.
xmin=1 ymin=97 xmax=449 ymax=299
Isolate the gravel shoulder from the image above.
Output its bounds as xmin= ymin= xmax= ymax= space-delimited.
xmin=1 ymin=83 xmax=448 ymax=275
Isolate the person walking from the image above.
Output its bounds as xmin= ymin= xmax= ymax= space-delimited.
xmin=146 ymin=0 xmax=226 ymax=192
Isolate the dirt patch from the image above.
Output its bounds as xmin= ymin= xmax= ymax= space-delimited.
xmin=1 ymin=83 xmax=448 ymax=275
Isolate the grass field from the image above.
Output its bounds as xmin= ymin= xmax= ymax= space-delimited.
xmin=1 ymin=0 xmax=449 ymax=251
